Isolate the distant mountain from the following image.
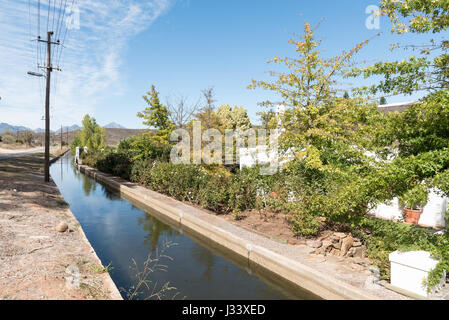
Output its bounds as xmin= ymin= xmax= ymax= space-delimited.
xmin=0 ymin=123 xmax=32 ymax=134
xmin=104 ymin=122 xmax=126 ymax=129
xmin=57 ymin=124 xmax=81 ymax=133
xmin=0 ymin=123 xmax=82 ymax=134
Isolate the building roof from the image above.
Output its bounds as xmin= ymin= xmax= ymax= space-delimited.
xmin=377 ymin=101 xmax=420 ymax=113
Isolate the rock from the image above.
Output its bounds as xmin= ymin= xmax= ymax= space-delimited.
xmin=347 ymin=247 xmax=356 ymax=257
xmin=334 ymin=232 xmax=347 ymax=239
xmin=306 ymin=240 xmax=322 ymax=248
xmin=352 ymin=241 xmax=362 ymax=247
xmin=330 ymin=248 xmax=341 ymax=256
xmin=287 ymin=239 xmax=297 ymax=245
xmin=352 ymin=245 xmax=366 ymax=258
xmin=322 ymin=240 xmax=333 ymax=249
xmin=316 ymin=240 xmax=333 ymax=255
xmin=333 ymin=241 xmax=342 ymax=249
xmin=340 ymin=236 xmax=354 ymax=256
xmin=56 ymin=222 xmax=68 ymax=232
xmin=318 ymin=233 xmax=330 ymax=241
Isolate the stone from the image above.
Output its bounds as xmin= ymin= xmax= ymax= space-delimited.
xmin=287 ymin=239 xmax=297 ymax=245
xmin=330 ymin=248 xmax=341 ymax=256
xmin=352 ymin=245 xmax=366 ymax=258
xmin=306 ymin=240 xmax=322 ymax=248
xmin=334 ymin=232 xmax=347 ymax=239
xmin=352 ymin=241 xmax=362 ymax=247
xmin=56 ymin=222 xmax=68 ymax=233
xmin=318 ymin=233 xmax=330 ymax=241
xmin=316 ymin=240 xmax=333 ymax=255
xmin=340 ymin=236 xmax=354 ymax=256
xmin=333 ymin=241 xmax=342 ymax=249
xmin=347 ymin=247 xmax=356 ymax=257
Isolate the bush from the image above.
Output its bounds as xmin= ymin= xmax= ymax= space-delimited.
xmin=352 ymin=216 xmax=448 ymax=286
xmin=84 ymin=151 xmax=133 ymax=180
xmin=145 ymin=163 xmax=207 ymax=203
xmin=118 ymin=135 xmax=171 ymax=162
xmin=289 ymin=209 xmax=321 ymax=238
xmin=198 ymin=174 xmax=232 ymax=213
xmin=1 ymin=134 xmax=16 ymax=144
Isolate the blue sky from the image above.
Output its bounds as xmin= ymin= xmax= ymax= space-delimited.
xmin=0 ymin=0 xmax=440 ymax=130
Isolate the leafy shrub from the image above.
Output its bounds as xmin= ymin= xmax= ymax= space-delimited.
xmin=289 ymin=209 xmax=321 ymax=238
xmin=130 ymin=159 xmax=151 ymax=183
xmin=198 ymin=173 xmax=232 ymax=213
xmin=84 ymin=151 xmax=132 ymax=180
xmin=145 ymin=163 xmax=206 ymax=203
xmin=118 ymin=134 xmax=171 ymax=162
xmin=353 ymin=216 xmax=448 ymax=287
xmin=1 ymin=134 xmax=16 ymax=144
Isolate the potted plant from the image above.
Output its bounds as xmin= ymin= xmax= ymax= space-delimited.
xmin=399 ymin=184 xmax=429 ymax=225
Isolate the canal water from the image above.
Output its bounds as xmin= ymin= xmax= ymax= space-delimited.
xmin=50 ymin=155 xmax=318 ymax=300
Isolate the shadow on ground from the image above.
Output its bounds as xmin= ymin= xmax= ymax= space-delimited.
xmin=0 ymin=153 xmax=65 ymax=211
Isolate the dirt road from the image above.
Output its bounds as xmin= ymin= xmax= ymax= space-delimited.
xmin=0 ymin=153 xmax=121 ymax=300
xmin=0 ymin=147 xmax=44 ymax=159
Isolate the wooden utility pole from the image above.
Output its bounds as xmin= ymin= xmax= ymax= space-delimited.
xmin=43 ymin=32 xmax=52 ymax=182
xmin=38 ymin=31 xmax=60 ymax=183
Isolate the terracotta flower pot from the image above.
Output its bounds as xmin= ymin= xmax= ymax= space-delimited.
xmin=403 ymin=208 xmax=422 ymax=225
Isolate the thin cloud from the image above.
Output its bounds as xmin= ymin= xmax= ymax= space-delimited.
xmin=0 ymin=0 xmax=174 ymax=129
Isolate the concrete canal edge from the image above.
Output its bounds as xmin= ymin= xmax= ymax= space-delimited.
xmin=77 ymin=164 xmax=379 ymax=300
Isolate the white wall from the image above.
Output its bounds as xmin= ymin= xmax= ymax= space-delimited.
xmin=370 ymin=189 xmax=447 ymax=229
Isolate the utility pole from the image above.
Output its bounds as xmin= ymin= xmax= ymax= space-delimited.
xmin=38 ymin=31 xmax=60 ymax=183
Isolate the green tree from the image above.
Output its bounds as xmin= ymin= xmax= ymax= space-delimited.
xmin=248 ymin=22 xmax=375 ymax=169
xmin=343 ymin=91 xmax=350 ymax=99
xmin=23 ymin=130 xmax=33 ymax=147
xmin=379 ymin=96 xmax=387 ymax=105
xmin=257 ymin=109 xmax=276 ymax=130
xmin=201 ymin=87 xmax=217 ymax=129
xmin=348 ymin=0 xmax=448 ymax=95
xmin=216 ymin=104 xmax=252 ymax=130
xmin=137 ymin=85 xmax=174 ymax=145
xmin=71 ymin=115 xmax=106 ymax=152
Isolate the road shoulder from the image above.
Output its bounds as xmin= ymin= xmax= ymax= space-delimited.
xmin=0 ymin=153 xmax=122 ymax=300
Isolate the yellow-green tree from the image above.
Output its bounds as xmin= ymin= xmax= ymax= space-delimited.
xmin=71 ymin=114 xmax=106 ymax=152
xmin=248 ymin=22 xmax=375 ymax=170
xmin=216 ymin=104 xmax=252 ymax=130
xmin=137 ymin=85 xmax=174 ymax=145
xmin=348 ymin=0 xmax=448 ymax=95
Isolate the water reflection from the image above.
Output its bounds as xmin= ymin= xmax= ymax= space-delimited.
xmin=137 ymin=214 xmax=179 ymax=251
xmin=82 ymin=176 xmax=97 ymax=196
xmin=191 ymin=246 xmax=216 ymax=282
xmin=101 ymin=185 xmax=122 ymax=201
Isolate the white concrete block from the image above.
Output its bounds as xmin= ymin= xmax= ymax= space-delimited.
xmin=389 ymin=250 xmax=445 ymax=297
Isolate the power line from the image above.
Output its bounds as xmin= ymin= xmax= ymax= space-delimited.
xmin=56 ymin=0 xmax=77 ymax=69
xmin=46 ymin=0 xmax=51 ymax=35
